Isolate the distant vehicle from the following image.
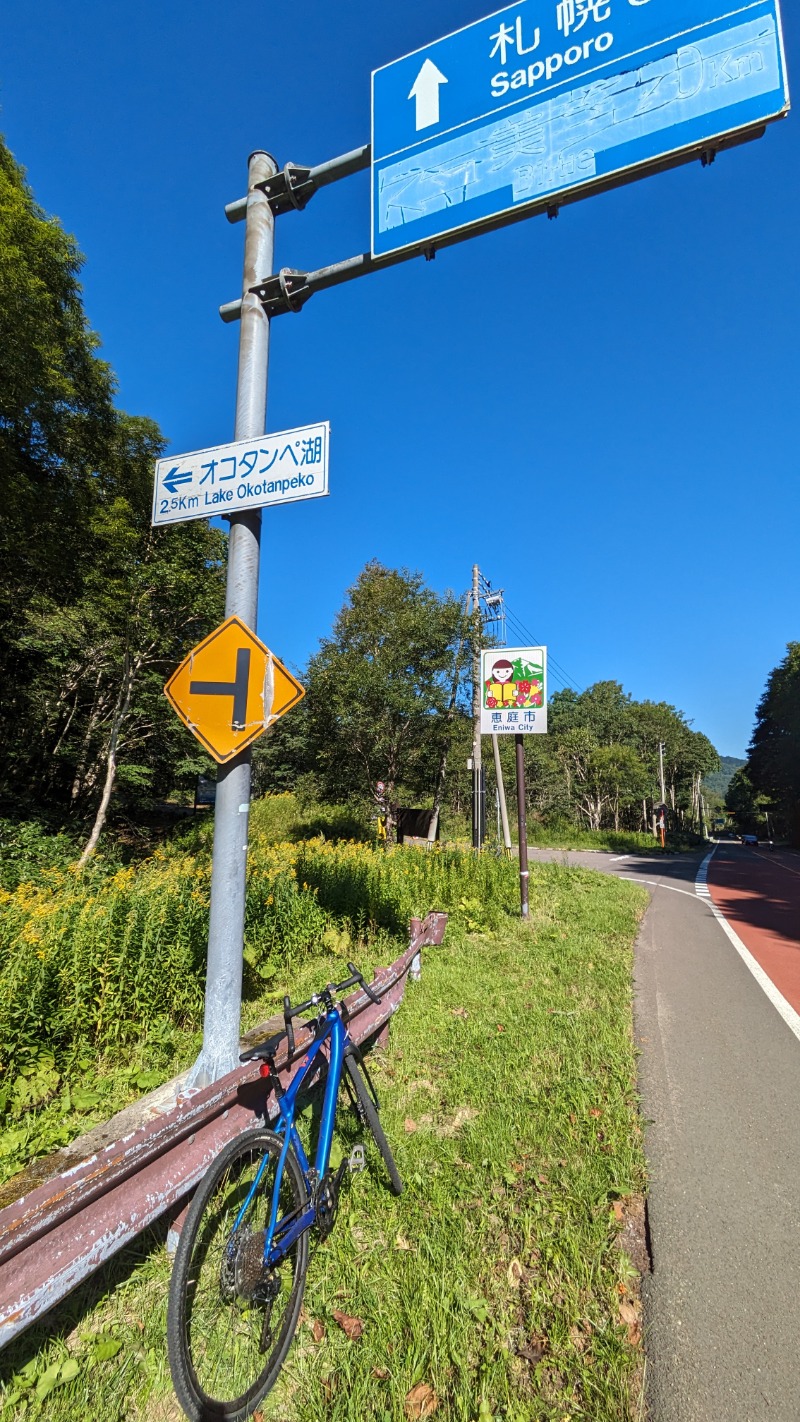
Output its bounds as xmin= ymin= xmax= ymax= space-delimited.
xmin=741 ymin=834 xmax=758 ymax=846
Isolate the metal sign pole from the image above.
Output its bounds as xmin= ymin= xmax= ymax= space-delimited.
xmin=190 ymin=150 xmax=278 ymax=1087
xmin=515 ymin=734 xmax=530 ymax=920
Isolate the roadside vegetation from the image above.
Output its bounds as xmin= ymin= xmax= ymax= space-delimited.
xmin=726 ymin=642 xmax=800 ymax=846
xmin=0 ymin=830 xmax=648 ymax=1422
xmin=0 ymin=792 xmax=694 ymax=1190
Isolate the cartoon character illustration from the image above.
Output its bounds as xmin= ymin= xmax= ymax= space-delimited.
xmin=485 ymin=658 xmax=517 ymax=706
xmin=484 ymin=654 xmax=544 ymax=709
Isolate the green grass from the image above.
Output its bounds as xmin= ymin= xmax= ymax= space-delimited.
xmin=0 ymin=863 xmax=648 ymax=1422
xmin=177 ymin=793 xmax=372 ymax=854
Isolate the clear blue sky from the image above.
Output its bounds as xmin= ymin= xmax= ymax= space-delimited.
xmin=2 ymin=0 xmax=797 ymax=758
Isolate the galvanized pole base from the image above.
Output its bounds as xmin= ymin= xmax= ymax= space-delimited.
xmin=189 ymin=151 xmax=278 ymax=1088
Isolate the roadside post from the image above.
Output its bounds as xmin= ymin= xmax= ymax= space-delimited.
xmin=193 ymin=150 xmax=277 ymax=1085
xmin=471 ymin=564 xmax=484 ymax=849
xmin=481 ymin=646 xmax=547 ymax=917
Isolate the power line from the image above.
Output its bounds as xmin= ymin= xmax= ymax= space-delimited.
xmin=470 ymin=574 xmax=584 ymax=695
xmin=502 ymin=609 xmax=580 ymax=694
xmin=503 ymin=603 xmax=584 ymax=694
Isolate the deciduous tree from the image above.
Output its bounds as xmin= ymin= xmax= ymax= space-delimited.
xmin=746 ymin=643 xmax=800 ymax=844
xmin=303 ymin=562 xmax=467 ymax=834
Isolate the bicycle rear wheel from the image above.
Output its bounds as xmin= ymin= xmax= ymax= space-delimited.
xmin=167 ymin=1128 xmax=309 ymax=1421
xmin=343 ymin=1054 xmax=403 ymax=1196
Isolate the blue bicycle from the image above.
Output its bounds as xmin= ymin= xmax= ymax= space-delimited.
xmin=167 ymin=964 xmax=402 ymax=1421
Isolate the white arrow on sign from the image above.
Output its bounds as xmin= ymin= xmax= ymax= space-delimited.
xmin=408 ymin=58 xmax=448 ymax=131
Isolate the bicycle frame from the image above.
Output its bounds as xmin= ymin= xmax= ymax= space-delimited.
xmin=230 ymin=1007 xmax=348 ymax=1270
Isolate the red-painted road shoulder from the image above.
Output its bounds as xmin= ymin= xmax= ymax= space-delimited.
xmin=707 ymin=843 xmax=800 ymax=1016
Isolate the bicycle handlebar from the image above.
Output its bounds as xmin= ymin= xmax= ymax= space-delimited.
xmin=281 ymin=964 xmax=381 ymax=1056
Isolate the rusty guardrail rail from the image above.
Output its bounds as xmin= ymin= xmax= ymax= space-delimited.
xmin=0 ymin=912 xmax=447 ymax=1349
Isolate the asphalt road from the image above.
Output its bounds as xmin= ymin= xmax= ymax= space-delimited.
xmin=526 ymin=841 xmax=800 ymax=1422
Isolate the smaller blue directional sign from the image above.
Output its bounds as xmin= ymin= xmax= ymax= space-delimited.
xmin=152 ymin=422 xmax=330 ymax=527
xmin=371 ymin=0 xmax=789 ymax=260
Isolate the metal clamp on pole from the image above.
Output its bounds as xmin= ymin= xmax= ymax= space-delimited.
xmin=225 ymin=145 xmax=371 ymax=224
xmin=255 ymin=162 xmax=315 ymax=214
xmin=250 ymin=268 xmax=313 ymax=316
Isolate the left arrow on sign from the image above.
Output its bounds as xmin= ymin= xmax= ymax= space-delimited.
xmin=408 ymin=58 xmax=448 ymax=131
xmin=163 ymin=466 xmax=194 ymax=495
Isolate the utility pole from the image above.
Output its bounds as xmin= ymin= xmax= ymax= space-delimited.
xmin=190 ymin=150 xmax=278 ymax=1087
xmin=658 ymin=741 xmax=667 ymax=806
xmin=430 ymin=589 xmax=471 ymax=839
xmin=470 ymin=567 xmax=511 ymax=852
xmin=471 ymin=563 xmax=484 ymax=847
xmin=483 ymin=579 xmax=512 ymax=854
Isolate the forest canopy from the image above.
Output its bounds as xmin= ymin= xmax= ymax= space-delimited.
xmin=0 ymin=136 xmax=226 ymax=853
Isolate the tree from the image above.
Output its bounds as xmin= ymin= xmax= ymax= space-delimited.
xmin=303 ymin=562 xmax=467 ymax=833
xmin=0 ymin=136 xmax=118 ymax=801
xmin=746 ymin=643 xmax=800 ymax=844
xmin=725 ymin=767 xmax=761 ymax=834
xmin=538 ymin=682 xmax=719 ymax=835
xmin=11 ymin=414 xmax=226 ymax=857
xmin=0 ymin=135 xmax=227 ymax=843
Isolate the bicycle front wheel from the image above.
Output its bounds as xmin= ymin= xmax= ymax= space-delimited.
xmin=167 ymin=1128 xmax=309 ymax=1421
xmin=344 ymin=1055 xmax=403 ymax=1196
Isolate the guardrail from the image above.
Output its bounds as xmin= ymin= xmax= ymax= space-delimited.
xmin=0 ymin=912 xmax=447 ymax=1350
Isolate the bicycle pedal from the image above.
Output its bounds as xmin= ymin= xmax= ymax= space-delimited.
xmin=348 ymin=1144 xmax=366 ymax=1173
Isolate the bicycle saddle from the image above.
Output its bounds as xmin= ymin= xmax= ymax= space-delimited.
xmin=240 ymin=1031 xmax=285 ymax=1064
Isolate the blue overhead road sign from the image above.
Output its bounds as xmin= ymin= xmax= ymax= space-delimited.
xmin=371 ymin=0 xmax=789 ymax=259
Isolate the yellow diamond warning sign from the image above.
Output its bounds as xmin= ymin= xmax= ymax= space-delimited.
xmin=164 ymin=616 xmax=304 ymax=764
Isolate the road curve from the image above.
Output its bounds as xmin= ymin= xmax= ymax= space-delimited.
xmin=525 ymin=844 xmax=800 ymax=1420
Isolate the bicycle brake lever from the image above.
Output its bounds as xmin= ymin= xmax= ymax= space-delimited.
xmin=347 ymin=962 xmax=381 ymax=1006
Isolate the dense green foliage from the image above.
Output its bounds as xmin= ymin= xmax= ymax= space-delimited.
xmin=0 ymin=858 xmax=648 ymax=1422
xmin=732 ymin=643 xmax=800 ymax=843
xmin=299 ymin=560 xmax=466 ymax=816
xmin=0 ymin=801 xmax=560 ymax=1182
xmin=0 ymin=135 xmax=225 ymax=849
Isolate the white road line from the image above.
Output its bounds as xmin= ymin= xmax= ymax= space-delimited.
xmin=696 ymin=847 xmax=800 ymax=1045
xmin=753 ymin=849 xmax=800 ymax=878
xmin=619 ymin=876 xmax=709 ymax=900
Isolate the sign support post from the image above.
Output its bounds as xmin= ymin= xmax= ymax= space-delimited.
xmin=191 ymin=150 xmax=278 ymax=1087
xmin=515 ymin=735 xmax=529 ymax=921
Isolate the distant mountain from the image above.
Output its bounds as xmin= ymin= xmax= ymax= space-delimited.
xmin=703 ymin=755 xmax=746 ymax=798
